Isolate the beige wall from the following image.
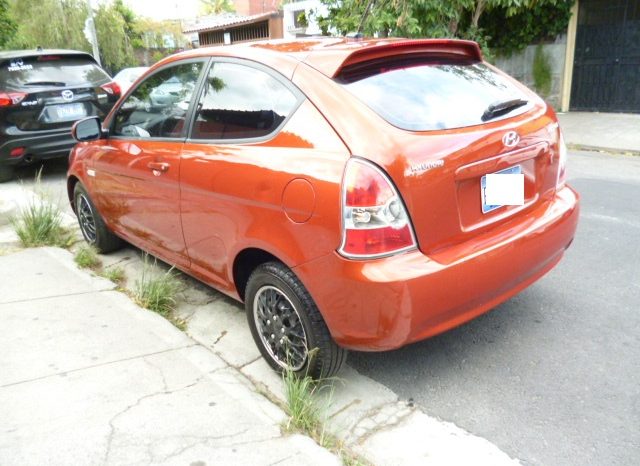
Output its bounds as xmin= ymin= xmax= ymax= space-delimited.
xmin=561 ymin=1 xmax=580 ymax=112
xmin=269 ymin=16 xmax=284 ymax=39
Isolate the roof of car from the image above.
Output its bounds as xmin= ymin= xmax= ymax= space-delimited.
xmin=164 ymin=37 xmax=482 ymax=78
xmin=0 ymin=49 xmax=97 ymax=62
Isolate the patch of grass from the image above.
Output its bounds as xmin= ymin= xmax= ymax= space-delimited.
xmin=101 ymin=266 xmax=125 ymax=285
xmin=10 ymin=169 xmax=73 ymax=248
xmin=12 ymin=199 xmax=73 ymax=248
xmin=283 ymin=368 xmax=324 ymax=435
xmin=133 ymin=254 xmax=185 ymax=329
xmin=281 ymin=360 xmax=368 ymax=464
xmin=341 ymin=453 xmax=369 ymax=466
xmin=74 ymin=244 xmax=101 ymax=269
xmin=533 ymin=44 xmax=552 ymax=98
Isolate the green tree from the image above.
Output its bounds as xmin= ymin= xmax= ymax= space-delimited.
xmin=199 ymin=0 xmax=234 ymax=15
xmin=317 ymin=0 xmax=574 ymax=57
xmin=94 ymin=2 xmax=137 ymax=74
xmin=134 ymin=18 xmax=189 ymax=50
xmin=5 ymin=0 xmax=90 ymax=51
xmin=0 ymin=0 xmax=17 ymax=47
xmin=481 ymin=0 xmax=574 ymax=55
xmin=113 ymin=0 xmax=142 ymax=47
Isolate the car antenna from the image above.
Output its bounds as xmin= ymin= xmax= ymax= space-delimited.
xmin=36 ymin=45 xmax=43 ymax=52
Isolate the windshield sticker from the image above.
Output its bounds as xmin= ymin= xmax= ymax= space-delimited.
xmin=8 ymin=59 xmax=33 ymax=72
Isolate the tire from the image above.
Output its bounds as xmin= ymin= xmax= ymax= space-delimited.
xmin=245 ymin=261 xmax=347 ymax=379
xmin=0 ymin=165 xmax=15 ymax=183
xmin=74 ymin=183 xmax=122 ymax=253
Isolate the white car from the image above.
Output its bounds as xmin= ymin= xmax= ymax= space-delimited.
xmin=112 ymin=66 xmax=149 ymax=93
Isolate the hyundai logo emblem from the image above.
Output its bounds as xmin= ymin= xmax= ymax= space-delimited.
xmin=502 ymin=131 xmax=520 ymax=148
xmin=61 ymin=90 xmax=74 ymax=102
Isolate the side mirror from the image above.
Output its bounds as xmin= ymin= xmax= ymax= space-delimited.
xmin=72 ymin=117 xmax=103 ymax=142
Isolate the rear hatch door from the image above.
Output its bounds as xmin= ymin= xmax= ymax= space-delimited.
xmin=0 ymin=53 xmax=116 ymax=131
xmin=334 ymin=46 xmax=562 ymax=257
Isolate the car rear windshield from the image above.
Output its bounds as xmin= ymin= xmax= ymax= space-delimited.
xmin=336 ymin=56 xmax=530 ymax=131
xmin=0 ymin=55 xmax=110 ymax=88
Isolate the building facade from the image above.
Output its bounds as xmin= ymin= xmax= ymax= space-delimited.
xmin=184 ymin=12 xmax=283 ymax=47
xmin=282 ymin=0 xmax=327 ymax=38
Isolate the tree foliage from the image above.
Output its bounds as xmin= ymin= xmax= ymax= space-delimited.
xmin=94 ymin=2 xmax=136 ymax=74
xmin=481 ymin=0 xmax=574 ymax=55
xmin=199 ymin=0 xmax=235 ymax=15
xmin=0 ymin=0 xmax=188 ymax=74
xmin=5 ymin=0 xmax=90 ymax=51
xmin=134 ymin=18 xmax=189 ymax=50
xmin=317 ymin=0 xmax=575 ymax=57
xmin=0 ymin=0 xmax=17 ymax=48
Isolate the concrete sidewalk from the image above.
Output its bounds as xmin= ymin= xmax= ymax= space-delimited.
xmin=0 ymin=247 xmax=340 ymax=466
xmin=0 ymin=166 xmax=524 ymax=466
xmin=558 ymin=112 xmax=640 ymax=154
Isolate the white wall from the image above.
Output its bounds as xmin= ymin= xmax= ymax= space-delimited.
xmin=282 ymin=0 xmax=328 ymax=38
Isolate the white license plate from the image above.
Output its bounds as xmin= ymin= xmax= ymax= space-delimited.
xmin=55 ymin=103 xmax=86 ymax=121
xmin=481 ymin=165 xmax=524 ymax=214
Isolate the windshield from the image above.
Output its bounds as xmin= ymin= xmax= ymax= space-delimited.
xmin=337 ymin=56 xmax=530 ymax=131
xmin=0 ymin=55 xmax=110 ymax=88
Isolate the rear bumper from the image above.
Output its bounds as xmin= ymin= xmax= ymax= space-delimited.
xmin=294 ymin=186 xmax=580 ymax=351
xmin=0 ymin=128 xmax=76 ymax=166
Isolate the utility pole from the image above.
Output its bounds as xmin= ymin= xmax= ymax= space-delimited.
xmin=83 ymin=0 xmax=101 ymax=65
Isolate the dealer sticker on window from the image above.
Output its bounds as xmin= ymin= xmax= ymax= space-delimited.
xmin=8 ymin=59 xmax=33 ymax=72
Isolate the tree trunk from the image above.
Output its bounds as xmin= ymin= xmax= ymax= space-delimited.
xmin=472 ymin=0 xmax=487 ymax=28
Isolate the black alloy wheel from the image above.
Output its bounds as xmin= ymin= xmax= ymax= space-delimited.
xmin=73 ymin=183 xmax=122 ymax=253
xmin=253 ymin=285 xmax=308 ymax=371
xmin=245 ymin=261 xmax=347 ymax=379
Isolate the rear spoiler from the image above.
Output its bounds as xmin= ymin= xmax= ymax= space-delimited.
xmin=0 ymin=50 xmax=98 ymax=66
xmin=303 ymin=39 xmax=483 ymax=78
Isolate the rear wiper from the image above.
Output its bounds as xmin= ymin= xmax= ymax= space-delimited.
xmin=481 ymin=98 xmax=528 ymax=122
xmin=23 ymin=81 xmax=67 ymax=87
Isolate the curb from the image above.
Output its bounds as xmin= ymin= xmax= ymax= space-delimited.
xmin=567 ymin=143 xmax=640 ymax=157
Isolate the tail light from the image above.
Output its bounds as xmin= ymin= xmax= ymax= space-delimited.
xmin=10 ymin=147 xmax=25 ymax=158
xmin=0 ymin=92 xmax=27 ymax=107
xmin=339 ymin=157 xmax=417 ymax=258
xmin=100 ymin=82 xmax=121 ymax=97
xmin=557 ymin=130 xmax=567 ymax=188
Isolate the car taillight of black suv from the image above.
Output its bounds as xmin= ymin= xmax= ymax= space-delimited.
xmin=0 ymin=49 xmax=120 ymax=182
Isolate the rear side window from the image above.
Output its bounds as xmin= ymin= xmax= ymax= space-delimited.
xmin=0 ymin=55 xmax=110 ymax=88
xmin=337 ymin=56 xmax=530 ymax=131
xmin=191 ymin=62 xmax=298 ymax=141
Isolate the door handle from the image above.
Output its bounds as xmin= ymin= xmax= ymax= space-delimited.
xmin=147 ymin=162 xmax=170 ymax=173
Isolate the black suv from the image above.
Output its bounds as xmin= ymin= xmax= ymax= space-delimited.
xmin=0 ymin=49 xmax=120 ymax=181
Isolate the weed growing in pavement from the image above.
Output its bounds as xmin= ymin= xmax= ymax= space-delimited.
xmin=74 ymin=244 xmax=101 ymax=269
xmin=282 ymin=362 xmax=324 ymax=435
xmin=133 ymin=254 xmax=184 ymax=328
xmin=280 ymin=355 xmax=368 ymax=464
xmin=11 ymin=170 xmax=73 ymax=248
xmin=101 ymin=266 xmax=125 ymax=286
xmin=341 ymin=453 xmax=369 ymax=466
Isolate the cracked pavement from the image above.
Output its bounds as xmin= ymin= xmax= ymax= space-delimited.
xmin=0 ymin=248 xmax=340 ymax=466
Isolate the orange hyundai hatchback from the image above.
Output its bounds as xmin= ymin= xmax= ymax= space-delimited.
xmin=68 ymin=38 xmax=579 ymax=378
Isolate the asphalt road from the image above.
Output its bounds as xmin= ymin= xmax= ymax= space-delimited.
xmin=350 ymin=150 xmax=640 ymax=466
xmin=14 ymin=150 xmax=640 ymax=465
